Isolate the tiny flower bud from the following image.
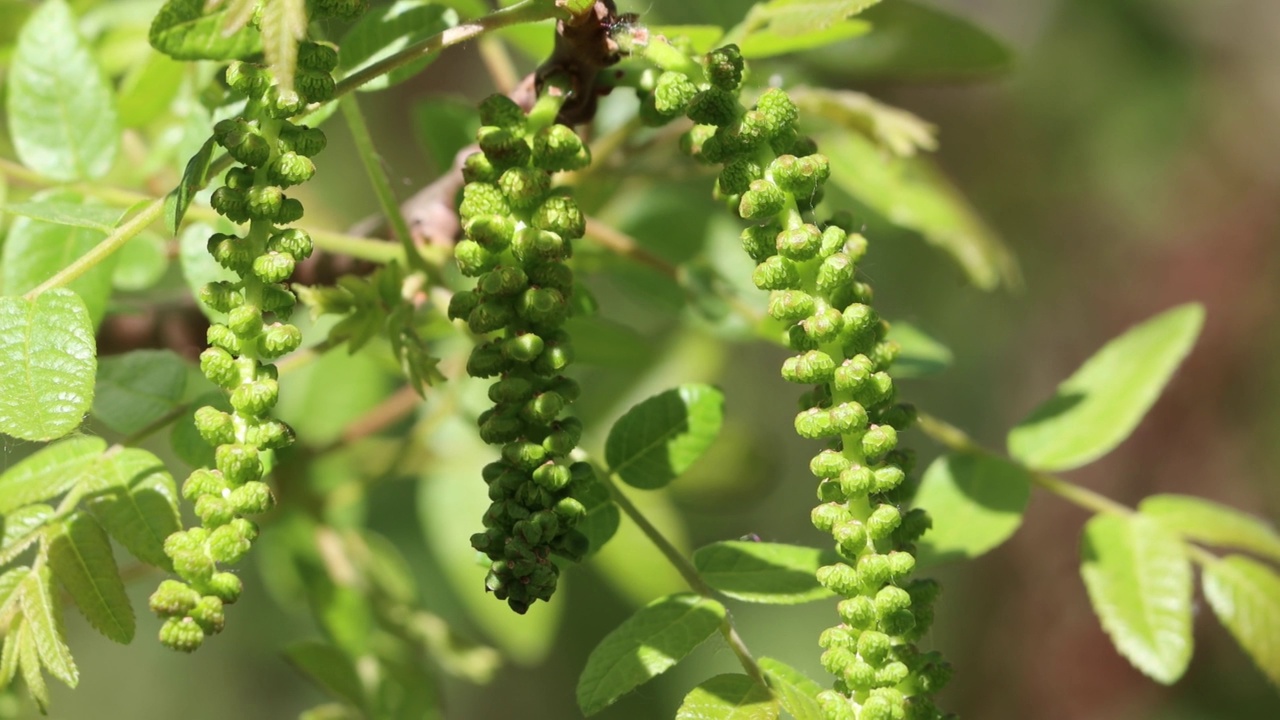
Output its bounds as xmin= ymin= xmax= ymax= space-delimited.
xmin=160 ymin=616 xmax=204 ymax=652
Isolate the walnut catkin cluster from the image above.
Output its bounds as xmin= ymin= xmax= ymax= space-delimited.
xmin=148 ymin=37 xmax=341 ymax=652
xmin=644 ymin=43 xmax=954 ymax=720
xmin=448 ymin=95 xmax=596 ymax=614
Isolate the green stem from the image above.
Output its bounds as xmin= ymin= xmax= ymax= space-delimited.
xmin=332 ymin=0 xmax=565 ymax=98
xmin=340 ymin=95 xmax=427 ymax=274
xmin=22 ymin=199 xmax=163 ymax=299
xmin=602 ymin=475 xmax=767 ymax=687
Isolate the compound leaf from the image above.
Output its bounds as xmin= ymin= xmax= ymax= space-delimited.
xmin=0 ymin=435 xmax=105 ymax=515
xmin=19 ymin=566 xmax=78 ymax=687
xmin=0 ymin=290 xmax=97 ymax=440
xmin=92 ymin=350 xmax=190 ymax=436
xmin=1009 ymin=304 xmax=1204 ymax=472
xmin=1139 ymin=494 xmax=1280 ymax=564
xmin=7 ymin=0 xmax=117 ymax=181
xmin=0 ymin=506 xmax=55 ymax=565
xmin=693 ymin=541 xmax=833 ymax=604
xmin=1080 ymin=513 xmax=1192 ymax=684
xmin=605 ymin=384 xmax=725 ymax=490
xmin=18 ymin=619 xmax=50 ymax=712
xmin=759 ymin=657 xmax=824 ymax=720
xmin=47 ymin=513 xmax=135 ymax=643
xmin=84 ymin=448 xmax=182 ymax=569
xmin=1201 ymin=554 xmax=1280 ymax=687
xmin=676 ymin=673 xmax=778 ymax=720
xmin=914 ymin=452 xmax=1033 ymax=566
xmin=577 ymin=593 xmax=725 ymax=715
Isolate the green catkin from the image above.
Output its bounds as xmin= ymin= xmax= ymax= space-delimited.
xmin=654 ymin=42 xmax=953 ymax=720
xmin=452 ymin=93 xmax=595 ymax=615
xmin=148 ymin=28 xmax=346 ymax=650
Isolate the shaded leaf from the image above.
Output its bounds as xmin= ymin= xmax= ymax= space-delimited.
xmin=1202 ymin=555 xmax=1280 ymax=687
xmin=339 ymin=2 xmax=459 ymax=92
xmin=759 ymin=657 xmax=824 ymax=720
xmin=84 ymin=448 xmax=182 ymax=569
xmin=2 ymin=190 xmax=120 ymax=327
xmin=47 ymin=513 xmax=135 ymax=643
xmin=789 ymin=87 xmax=936 ymax=157
xmin=885 ymin=320 xmax=952 ymax=378
xmin=0 ymin=436 xmax=105 ymax=515
xmin=149 ymin=0 xmax=262 ymax=60
xmin=111 ymin=232 xmax=170 ymax=292
xmin=822 ymin=131 xmax=1019 ymax=291
xmin=285 ymin=639 xmax=367 ymax=710
xmin=605 ymin=384 xmax=725 ymax=490
xmin=831 ymin=1 xmax=1013 ymax=80
xmin=1080 ymin=513 xmax=1192 ymax=684
xmin=0 ymin=290 xmax=98 ymax=440
xmin=164 ymin=136 xmax=216 ymax=235
xmin=19 ymin=566 xmax=78 ymax=687
xmin=1 ymin=505 xmax=54 ymax=565
xmin=1008 ymin=304 xmax=1204 ymax=472
xmin=914 ymin=452 xmax=1032 ymax=566
xmin=676 ymin=673 xmax=778 ymax=720
xmin=577 ymin=593 xmax=725 ymax=715
xmin=1139 ymin=494 xmax=1280 ymax=564
xmin=0 ymin=202 xmax=125 ymax=233
xmin=693 ymin=541 xmax=833 ymax=604
xmin=6 ymin=0 xmax=118 ymax=181
xmin=92 ymin=350 xmax=190 ymax=436
xmin=740 ymin=20 xmax=870 ymax=59
xmin=116 ymin=52 xmax=186 ymax=128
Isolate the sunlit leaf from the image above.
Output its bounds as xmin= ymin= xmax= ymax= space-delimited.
xmin=914 ymin=452 xmax=1032 ymax=566
xmin=759 ymin=657 xmax=824 ymax=720
xmin=339 ymin=2 xmax=459 ymax=92
xmin=693 ymin=541 xmax=833 ymax=604
xmin=0 ymin=291 xmax=96 ymax=441
xmin=84 ymin=448 xmax=182 ymax=569
xmin=1202 ymin=554 xmax=1280 ymax=687
xmin=46 ymin=513 xmax=135 ymax=643
xmin=676 ymin=673 xmax=778 ymax=720
xmin=149 ymin=0 xmax=262 ymax=60
xmin=1140 ymin=494 xmax=1280 ymax=564
xmin=605 ymin=384 xmax=725 ymax=490
xmin=19 ymin=566 xmax=78 ymax=687
xmin=0 ymin=436 xmax=105 ymax=515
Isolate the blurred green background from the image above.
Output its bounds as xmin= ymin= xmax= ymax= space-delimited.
xmin=3 ymin=0 xmax=1279 ymax=718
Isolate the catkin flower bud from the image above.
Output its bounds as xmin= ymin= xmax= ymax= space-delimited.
xmin=160 ymin=616 xmax=204 ymax=652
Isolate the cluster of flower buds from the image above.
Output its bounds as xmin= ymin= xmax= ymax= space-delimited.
xmin=645 ymin=43 xmax=952 ymax=719
xmin=149 ymin=39 xmax=340 ymax=651
xmin=448 ymin=95 xmax=596 ymax=614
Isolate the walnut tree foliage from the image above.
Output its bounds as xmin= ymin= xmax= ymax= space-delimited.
xmin=0 ymin=0 xmax=1277 ymax=718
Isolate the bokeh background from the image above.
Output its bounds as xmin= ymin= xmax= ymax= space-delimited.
xmin=2 ymin=0 xmax=1278 ymax=718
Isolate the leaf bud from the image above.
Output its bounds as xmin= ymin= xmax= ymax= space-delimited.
xmin=160 ymin=616 xmax=205 ymax=653
xmin=200 ymin=346 xmax=239 ymax=387
xmin=755 ymin=88 xmax=799 ymax=139
xmin=768 ymin=290 xmax=815 ymax=322
xmin=150 ymin=579 xmax=201 ymax=617
xmin=532 ymin=195 xmax=586 ymax=240
xmin=228 ymin=481 xmax=274 ymax=515
xmin=816 ymin=563 xmax=859 ymax=596
xmin=752 ymin=255 xmax=800 ymax=291
xmin=230 ymin=378 xmax=279 ymax=417
xmin=740 ymin=224 xmax=780 ymax=262
xmin=738 ymin=179 xmax=785 ymax=220
xmin=686 ymin=87 xmax=739 ymax=127
xmin=837 ymin=595 xmax=877 ymax=629
xmin=455 ymin=240 xmax=498 ymax=276
xmin=532 ymin=124 xmax=590 ymax=171
xmin=809 ymin=449 xmax=851 ymax=479
xmin=216 ymin=443 xmax=263 ymax=484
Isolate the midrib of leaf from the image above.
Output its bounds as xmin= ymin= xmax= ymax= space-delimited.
xmin=50 ymin=518 xmax=131 ymax=641
xmin=609 ymin=415 xmax=691 ymax=476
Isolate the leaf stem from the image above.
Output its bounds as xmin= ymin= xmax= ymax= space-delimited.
xmin=339 ymin=95 xmax=429 ymax=275
xmin=22 ymin=199 xmax=163 ymax=299
xmin=332 ymin=0 xmax=565 ymax=98
xmin=602 ymin=475 xmax=767 ymax=687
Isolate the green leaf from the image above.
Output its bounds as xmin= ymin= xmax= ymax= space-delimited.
xmin=83 ymin=448 xmax=182 ymax=569
xmin=92 ymin=350 xmax=190 ymax=436
xmin=1008 ymin=304 xmax=1204 ymax=472
xmin=576 ymin=593 xmax=726 ymax=716
xmin=884 ymin=321 xmax=952 ymax=378
xmin=1140 ymin=495 xmax=1280 ymax=563
xmin=605 ymin=384 xmax=725 ymax=490
xmin=758 ymin=657 xmax=824 ymax=720
xmin=2 ymin=190 xmax=121 ymax=327
xmin=914 ymin=452 xmax=1033 ymax=565
xmin=0 ymin=566 xmax=31 ymax=615
xmin=572 ymin=467 xmax=620 ymax=556
xmin=170 ymin=390 xmax=230 ymax=470
xmin=0 ymin=609 xmax=24 ymax=690
xmin=0 ymin=202 xmax=126 ymax=233
xmin=1079 ymin=513 xmax=1192 ymax=684
xmin=748 ymin=0 xmax=881 ymax=37
xmin=47 ymin=513 xmax=136 ymax=643
xmin=822 ymin=131 xmax=1019 ymax=291
xmin=148 ymin=0 xmax=262 ymax=60
xmin=650 ymin=25 xmax=724 ymax=53
xmin=1 ymin=505 xmax=54 ymax=565
xmin=676 ymin=673 xmax=779 ymax=720
xmin=693 ymin=541 xmax=833 ymax=604
xmin=0 ymin=436 xmax=105 ymax=515
xmin=832 ymin=1 xmax=1013 ymax=80
xmin=1201 ymin=555 xmax=1280 ymax=687
xmin=261 ymin=0 xmax=307 ymax=96
xmin=0 ymin=290 xmax=98 ymax=440
xmin=111 ymin=232 xmax=170 ymax=292
xmin=19 ymin=566 xmax=78 ymax=687
xmin=412 ymin=96 xmax=479 ymax=173
xmin=739 ymin=20 xmax=870 ymax=59
xmin=417 ymin=417 xmax=562 ymax=665
xmin=116 ymin=52 xmax=186 ymax=128
xmin=17 ymin=619 xmax=50 ymax=712
xmin=789 ymin=87 xmax=936 ymax=158
xmin=164 ymin=136 xmax=216 ymax=235
xmin=6 ymin=0 xmax=118 ymax=181
xmin=339 ymin=2 xmax=459 ymax=92
xmin=285 ymin=639 xmax=367 ymax=710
